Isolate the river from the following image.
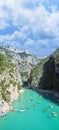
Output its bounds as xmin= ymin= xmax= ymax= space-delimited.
xmin=0 ymin=88 xmax=59 ymax=130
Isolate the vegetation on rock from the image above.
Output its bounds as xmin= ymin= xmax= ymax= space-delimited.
xmin=28 ymin=48 xmax=59 ymax=92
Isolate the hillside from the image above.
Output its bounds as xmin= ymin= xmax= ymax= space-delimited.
xmin=18 ymin=52 xmax=32 ymax=58
xmin=0 ymin=46 xmax=59 ymax=115
xmin=0 ymin=47 xmax=36 ymax=114
xmin=28 ymin=48 xmax=59 ymax=92
xmin=0 ymin=49 xmax=22 ymax=102
xmin=0 ymin=46 xmax=41 ymax=105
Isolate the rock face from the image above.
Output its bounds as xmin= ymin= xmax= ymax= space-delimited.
xmin=40 ymin=49 xmax=59 ymax=92
xmin=28 ymin=59 xmax=46 ymax=89
xmin=28 ymin=48 xmax=59 ymax=92
xmin=0 ymin=46 xmax=41 ymax=107
xmin=0 ymin=46 xmax=44 ymax=115
xmin=39 ymin=56 xmax=55 ymax=90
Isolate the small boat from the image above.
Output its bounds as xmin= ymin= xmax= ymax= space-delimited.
xmin=48 ymin=114 xmax=52 ymax=118
xmin=19 ymin=109 xmax=25 ymax=112
xmin=38 ymin=100 xmax=41 ymax=104
xmin=14 ymin=109 xmax=18 ymax=111
xmin=52 ymin=112 xmax=57 ymax=117
xmin=39 ymin=95 xmax=42 ymax=98
xmin=1 ymin=112 xmax=7 ymax=117
xmin=43 ymin=107 xmax=50 ymax=112
xmin=43 ymin=109 xmax=47 ymax=112
xmin=49 ymin=105 xmax=53 ymax=108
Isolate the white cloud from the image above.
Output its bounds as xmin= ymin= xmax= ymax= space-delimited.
xmin=0 ymin=0 xmax=59 ymax=33
xmin=24 ymin=38 xmax=35 ymax=46
xmin=0 ymin=0 xmax=59 ymax=55
xmin=0 ymin=34 xmax=10 ymax=42
xmin=10 ymin=31 xmax=26 ymax=40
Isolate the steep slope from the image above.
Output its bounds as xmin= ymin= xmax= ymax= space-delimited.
xmin=0 ymin=46 xmax=41 ymax=104
xmin=0 ymin=51 xmax=22 ymax=101
xmin=0 ymin=51 xmax=23 ymax=114
xmin=28 ymin=48 xmax=59 ymax=92
xmin=28 ymin=58 xmax=48 ymax=89
xmin=53 ymin=48 xmax=59 ymax=63
xmin=0 ymin=47 xmax=32 ymax=114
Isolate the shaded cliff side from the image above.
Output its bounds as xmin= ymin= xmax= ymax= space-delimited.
xmin=28 ymin=48 xmax=59 ymax=92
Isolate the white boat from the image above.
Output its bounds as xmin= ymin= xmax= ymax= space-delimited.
xmin=14 ymin=109 xmax=18 ymax=111
xmin=38 ymin=100 xmax=41 ymax=104
xmin=1 ymin=112 xmax=7 ymax=117
xmin=50 ymin=105 xmax=53 ymax=108
xmin=52 ymin=112 xmax=57 ymax=117
xmin=19 ymin=109 xmax=25 ymax=112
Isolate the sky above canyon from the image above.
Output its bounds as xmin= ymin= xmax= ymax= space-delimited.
xmin=0 ymin=0 xmax=59 ymax=56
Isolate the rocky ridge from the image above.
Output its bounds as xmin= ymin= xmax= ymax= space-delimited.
xmin=0 ymin=46 xmax=41 ymax=115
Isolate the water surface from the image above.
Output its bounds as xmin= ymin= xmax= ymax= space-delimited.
xmin=0 ymin=88 xmax=59 ymax=130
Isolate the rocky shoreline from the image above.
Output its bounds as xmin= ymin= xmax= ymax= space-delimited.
xmin=0 ymin=87 xmax=59 ymax=117
xmin=0 ymin=89 xmax=24 ymax=117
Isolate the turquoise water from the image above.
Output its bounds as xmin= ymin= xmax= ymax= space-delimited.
xmin=0 ymin=88 xmax=59 ymax=130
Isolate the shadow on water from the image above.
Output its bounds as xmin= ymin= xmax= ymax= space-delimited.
xmin=37 ymin=91 xmax=59 ymax=106
xmin=36 ymin=56 xmax=59 ymax=105
xmin=22 ymin=56 xmax=59 ymax=106
xmin=23 ymin=81 xmax=59 ymax=106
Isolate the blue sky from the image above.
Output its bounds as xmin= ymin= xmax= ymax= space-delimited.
xmin=0 ymin=0 xmax=59 ymax=56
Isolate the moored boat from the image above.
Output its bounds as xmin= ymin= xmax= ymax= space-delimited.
xmin=19 ymin=109 xmax=25 ymax=112
xmin=52 ymin=112 xmax=57 ymax=117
